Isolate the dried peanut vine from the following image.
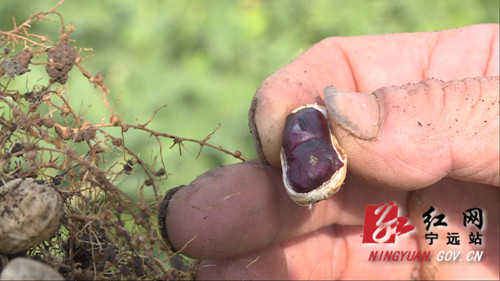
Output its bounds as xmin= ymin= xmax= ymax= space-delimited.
xmin=0 ymin=1 xmax=245 ymax=279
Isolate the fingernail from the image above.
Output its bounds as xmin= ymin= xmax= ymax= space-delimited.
xmin=324 ymin=86 xmax=381 ymax=140
xmin=248 ymin=96 xmax=271 ymax=165
xmin=158 ymin=185 xmax=183 ymax=252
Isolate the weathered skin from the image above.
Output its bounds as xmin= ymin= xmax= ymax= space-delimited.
xmin=163 ymin=24 xmax=499 ymax=280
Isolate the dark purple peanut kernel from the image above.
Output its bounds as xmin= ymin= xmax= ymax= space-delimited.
xmin=282 ymin=107 xmax=331 ymax=155
xmin=285 ymin=139 xmax=344 ymax=193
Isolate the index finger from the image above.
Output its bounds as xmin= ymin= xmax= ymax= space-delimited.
xmin=250 ymin=24 xmax=499 ymax=168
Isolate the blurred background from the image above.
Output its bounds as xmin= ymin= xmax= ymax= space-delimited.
xmin=1 ymin=0 xmax=498 ymax=194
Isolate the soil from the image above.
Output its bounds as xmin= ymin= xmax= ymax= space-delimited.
xmin=46 ymin=40 xmax=77 ymax=84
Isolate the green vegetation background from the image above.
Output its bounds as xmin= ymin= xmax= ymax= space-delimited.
xmin=1 ymin=0 xmax=498 ymax=195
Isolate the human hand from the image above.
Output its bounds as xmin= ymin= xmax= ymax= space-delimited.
xmin=159 ymin=24 xmax=499 ymax=280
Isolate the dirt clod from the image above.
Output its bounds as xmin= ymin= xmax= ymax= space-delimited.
xmin=1 ymin=48 xmax=33 ymax=77
xmin=46 ymin=40 xmax=77 ymax=84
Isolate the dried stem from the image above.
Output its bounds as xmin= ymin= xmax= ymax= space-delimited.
xmin=0 ymin=0 xmax=243 ymax=279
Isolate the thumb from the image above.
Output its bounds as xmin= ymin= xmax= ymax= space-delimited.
xmin=325 ymin=76 xmax=499 ymax=189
